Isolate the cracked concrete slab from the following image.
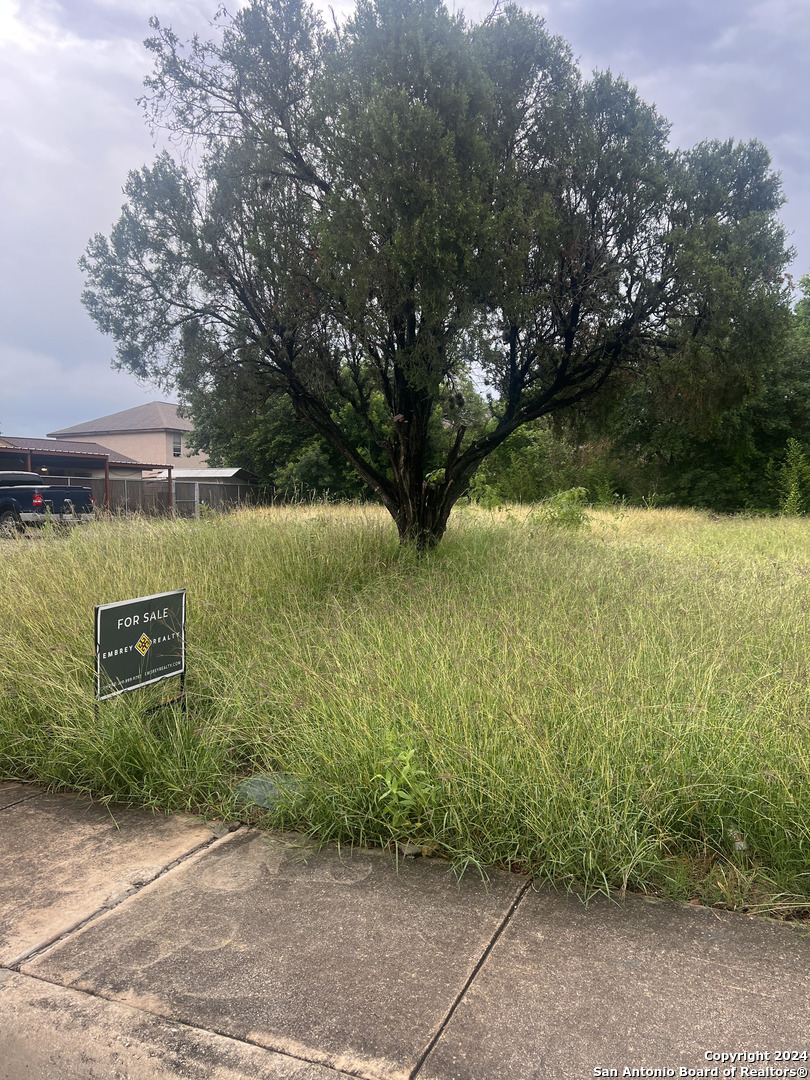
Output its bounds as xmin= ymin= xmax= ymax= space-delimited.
xmin=25 ymin=831 xmax=525 ymax=1080
xmin=0 ymin=792 xmax=215 ymax=965
xmin=0 ymin=970 xmax=354 ymax=1080
xmin=0 ymin=781 xmax=42 ymax=810
xmin=420 ymin=887 xmax=810 ymax=1080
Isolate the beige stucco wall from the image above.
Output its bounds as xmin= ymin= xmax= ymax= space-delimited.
xmin=56 ymin=431 xmax=209 ymax=469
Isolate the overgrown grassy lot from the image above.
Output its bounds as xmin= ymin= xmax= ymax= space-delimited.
xmin=3 ymin=504 xmax=810 ymax=915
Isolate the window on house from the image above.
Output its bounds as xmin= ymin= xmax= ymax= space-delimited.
xmin=172 ymin=434 xmax=182 ymax=458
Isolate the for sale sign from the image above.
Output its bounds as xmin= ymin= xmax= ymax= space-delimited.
xmin=95 ymin=590 xmax=185 ymax=701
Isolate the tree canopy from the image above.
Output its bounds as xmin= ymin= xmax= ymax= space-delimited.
xmin=81 ymin=0 xmax=792 ymax=546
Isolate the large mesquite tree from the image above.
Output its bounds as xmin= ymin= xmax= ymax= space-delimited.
xmin=81 ymin=0 xmax=792 ymax=547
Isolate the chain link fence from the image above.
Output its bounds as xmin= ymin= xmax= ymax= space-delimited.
xmin=43 ymin=476 xmax=256 ymax=517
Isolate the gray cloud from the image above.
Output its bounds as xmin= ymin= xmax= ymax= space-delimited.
xmin=519 ymin=0 xmax=810 ymax=266
xmin=0 ymin=0 xmax=168 ymax=435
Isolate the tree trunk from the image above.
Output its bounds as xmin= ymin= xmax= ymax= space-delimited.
xmin=393 ymin=495 xmax=451 ymax=550
xmin=389 ymin=460 xmax=482 ymax=550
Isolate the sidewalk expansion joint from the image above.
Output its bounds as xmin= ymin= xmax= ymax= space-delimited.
xmin=6 ymin=826 xmax=242 ymax=971
xmin=7 ymin=970 xmax=374 ymax=1080
xmin=0 ymin=792 xmax=43 ymax=812
xmin=409 ymin=876 xmax=533 ymax=1080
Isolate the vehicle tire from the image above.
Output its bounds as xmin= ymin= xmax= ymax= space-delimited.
xmin=0 ymin=509 xmax=23 ymax=535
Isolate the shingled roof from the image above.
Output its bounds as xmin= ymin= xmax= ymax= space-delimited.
xmin=47 ymin=401 xmax=192 ymax=437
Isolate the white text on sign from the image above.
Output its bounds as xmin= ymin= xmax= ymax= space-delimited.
xmin=117 ymin=608 xmax=170 ymax=630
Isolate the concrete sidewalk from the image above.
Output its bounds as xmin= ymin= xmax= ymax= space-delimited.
xmin=0 ymin=782 xmax=808 ymax=1080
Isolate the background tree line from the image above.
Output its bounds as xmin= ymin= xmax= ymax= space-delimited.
xmin=187 ymin=274 xmax=810 ymax=514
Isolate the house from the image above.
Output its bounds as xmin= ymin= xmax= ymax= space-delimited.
xmin=47 ymin=402 xmax=208 ymax=470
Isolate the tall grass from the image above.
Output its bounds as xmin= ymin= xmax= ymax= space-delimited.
xmin=2 ymin=504 xmax=810 ymax=914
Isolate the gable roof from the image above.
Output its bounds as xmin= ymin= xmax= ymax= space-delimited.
xmin=47 ymin=401 xmax=192 ymax=437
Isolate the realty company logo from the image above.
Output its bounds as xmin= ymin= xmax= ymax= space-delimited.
xmin=135 ymin=634 xmax=152 ymax=657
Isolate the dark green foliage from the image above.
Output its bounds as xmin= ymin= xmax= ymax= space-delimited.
xmin=475 ymin=276 xmax=810 ymax=513
xmin=189 ymin=391 xmax=371 ymax=501
xmin=183 ymin=362 xmax=490 ymax=500
xmin=773 ymin=439 xmax=810 ymax=515
xmin=80 ymin=0 xmax=792 ymax=545
xmin=566 ymin=275 xmax=810 ymax=513
xmin=469 ymin=421 xmax=606 ymax=504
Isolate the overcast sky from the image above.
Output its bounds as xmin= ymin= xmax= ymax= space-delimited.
xmin=2 ymin=0 xmax=808 ymax=438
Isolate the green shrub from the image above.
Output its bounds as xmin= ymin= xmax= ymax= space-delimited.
xmin=530 ymin=487 xmax=590 ymax=529
xmin=777 ymin=438 xmax=810 ymax=515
